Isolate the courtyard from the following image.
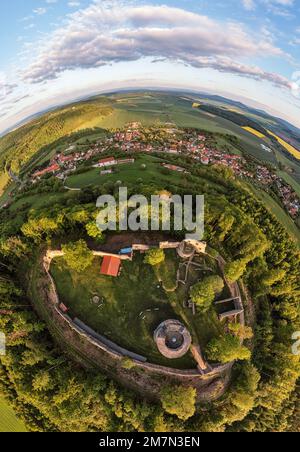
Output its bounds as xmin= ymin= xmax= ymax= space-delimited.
xmin=50 ymin=247 xmax=227 ymax=369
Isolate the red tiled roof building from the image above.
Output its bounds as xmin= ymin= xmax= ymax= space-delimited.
xmin=100 ymin=256 xmax=121 ymax=277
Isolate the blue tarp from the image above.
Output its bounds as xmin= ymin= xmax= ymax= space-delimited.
xmin=119 ymin=247 xmax=133 ymax=254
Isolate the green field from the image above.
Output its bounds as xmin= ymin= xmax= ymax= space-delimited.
xmin=65 ymin=154 xmax=182 ymax=189
xmin=112 ymin=94 xmax=277 ymax=162
xmin=8 ymin=192 xmax=66 ymax=213
xmin=0 ymin=397 xmax=27 ymax=432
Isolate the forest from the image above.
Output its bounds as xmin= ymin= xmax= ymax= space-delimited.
xmin=0 ymin=159 xmax=299 ymax=432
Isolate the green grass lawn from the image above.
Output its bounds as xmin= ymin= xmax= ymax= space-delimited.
xmin=51 ymin=252 xmax=196 ymax=368
xmin=65 ymin=154 xmax=182 ymax=189
xmin=0 ymin=397 xmax=27 ymax=432
xmin=8 ymin=192 xmax=67 ymax=213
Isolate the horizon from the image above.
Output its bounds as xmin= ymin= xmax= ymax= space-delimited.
xmin=1 ymin=85 xmax=299 ymax=137
xmin=1 ymin=0 xmax=300 ymax=134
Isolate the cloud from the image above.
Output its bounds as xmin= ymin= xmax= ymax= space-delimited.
xmin=33 ymin=7 xmax=47 ymax=15
xmin=263 ymin=0 xmax=295 ymax=17
xmin=68 ymin=1 xmax=81 ymax=7
xmin=0 ymin=78 xmax=17 ymax=100
xmin=20 ymin=2 xmax=293 ymax=90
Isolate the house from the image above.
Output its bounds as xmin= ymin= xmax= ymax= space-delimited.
xmin=94 ymin=157 xmax=116 ymax=168
xmin=59 ymin=154 xmax=76 ymax=163
xmin=100 ymin=256 xmax=121 ymax=277
xmin=162 ymin=163 xmax=187 ymax=173
xmin=117 ymin=158 xmax=135 ymax=165
xmin=201 ymin=156 xmax=209 ymax=165
xmin=33 ymin=163 xmax=60 ymax=178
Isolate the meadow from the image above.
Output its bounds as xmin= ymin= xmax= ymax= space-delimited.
xmin=65 ymin=154 xmax=181 ymax=189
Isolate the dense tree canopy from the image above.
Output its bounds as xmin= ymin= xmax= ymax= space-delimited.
xmin=144 ymin=249 xmax=165 ymax=266
xmin=62 ymin=240 xmax=94 ymax=273
xmin=190 ymin=275 xmax=224 ymax=312
xmin=161 ymin=385 xmax=196 ymax=421
xmin=206 ymin=334 xmax=251 ymax=364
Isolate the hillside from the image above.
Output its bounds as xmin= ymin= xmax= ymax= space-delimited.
xmin=0 ymin=99 xmax=113 ymax=192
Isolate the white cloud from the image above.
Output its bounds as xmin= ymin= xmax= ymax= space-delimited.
xmin=0 ymin=77 xmax=17 ymax=101
xmin=33 ymin=7 xmax=47 ymax=15
xmin=21 ymin=2 xmax=292 ymax=90
xmin=263 ymin=0 xmax=295 ymax=17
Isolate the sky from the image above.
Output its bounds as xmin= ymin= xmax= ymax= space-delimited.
xmin=0 ymin=0 xmax=300 ymax=133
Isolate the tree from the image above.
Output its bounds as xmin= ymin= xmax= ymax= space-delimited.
xmin=228 ymin=323 xmax=253 ymax=341
xmin=161 ymin=385 xmax=196 ymax=421
xmin=144 ymin=249 xmax=165 ymax=266
xmin=260 ymin=268 xmax=286 ymax=287
xmin=62 ymin=240 xmax=93 ymax=272
xmin=190 ymin=275 xmax=224 ymax=312
xmin=21 ymin=216 xmax=59 ymax=242
xmin=85 ymin=222 xmax=103 ymax=241
xmin=32 ymin=371 xmax=52 ymax=392
xmin=0 ymin=236 xmax=29 ymax=258
xmin=206 ymin=334 xmax=251 ymax=363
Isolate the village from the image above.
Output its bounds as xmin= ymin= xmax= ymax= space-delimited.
xmin=30 ymin=122 xmax=300 ymax=220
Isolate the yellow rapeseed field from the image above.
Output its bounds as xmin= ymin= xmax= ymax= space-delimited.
xmin=267 ymin=130 xmax=300 ymax=161
xmin=242 ymin=126 xmax=266 ymax=139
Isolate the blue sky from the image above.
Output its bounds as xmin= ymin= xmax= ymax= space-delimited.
xmin=0 ymin=0 xmax=300 ymax=132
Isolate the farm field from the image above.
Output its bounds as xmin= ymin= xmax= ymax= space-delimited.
xmin=0 ymin=397 xmax=27 ymax=432
xmin=268 ymin=130 xmax=300 ymax=160
xmin=242 ymin=127 xmax=266 ymax=139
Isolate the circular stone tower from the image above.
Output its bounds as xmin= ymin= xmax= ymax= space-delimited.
xmin=154 ymin=320 xmax=192 ymax=359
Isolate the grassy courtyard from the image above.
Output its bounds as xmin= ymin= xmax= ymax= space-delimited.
xmin=50 ymin=249 xmax=225 ymax=369
xmin=51 ymin=252 xmax=195 ymax=368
